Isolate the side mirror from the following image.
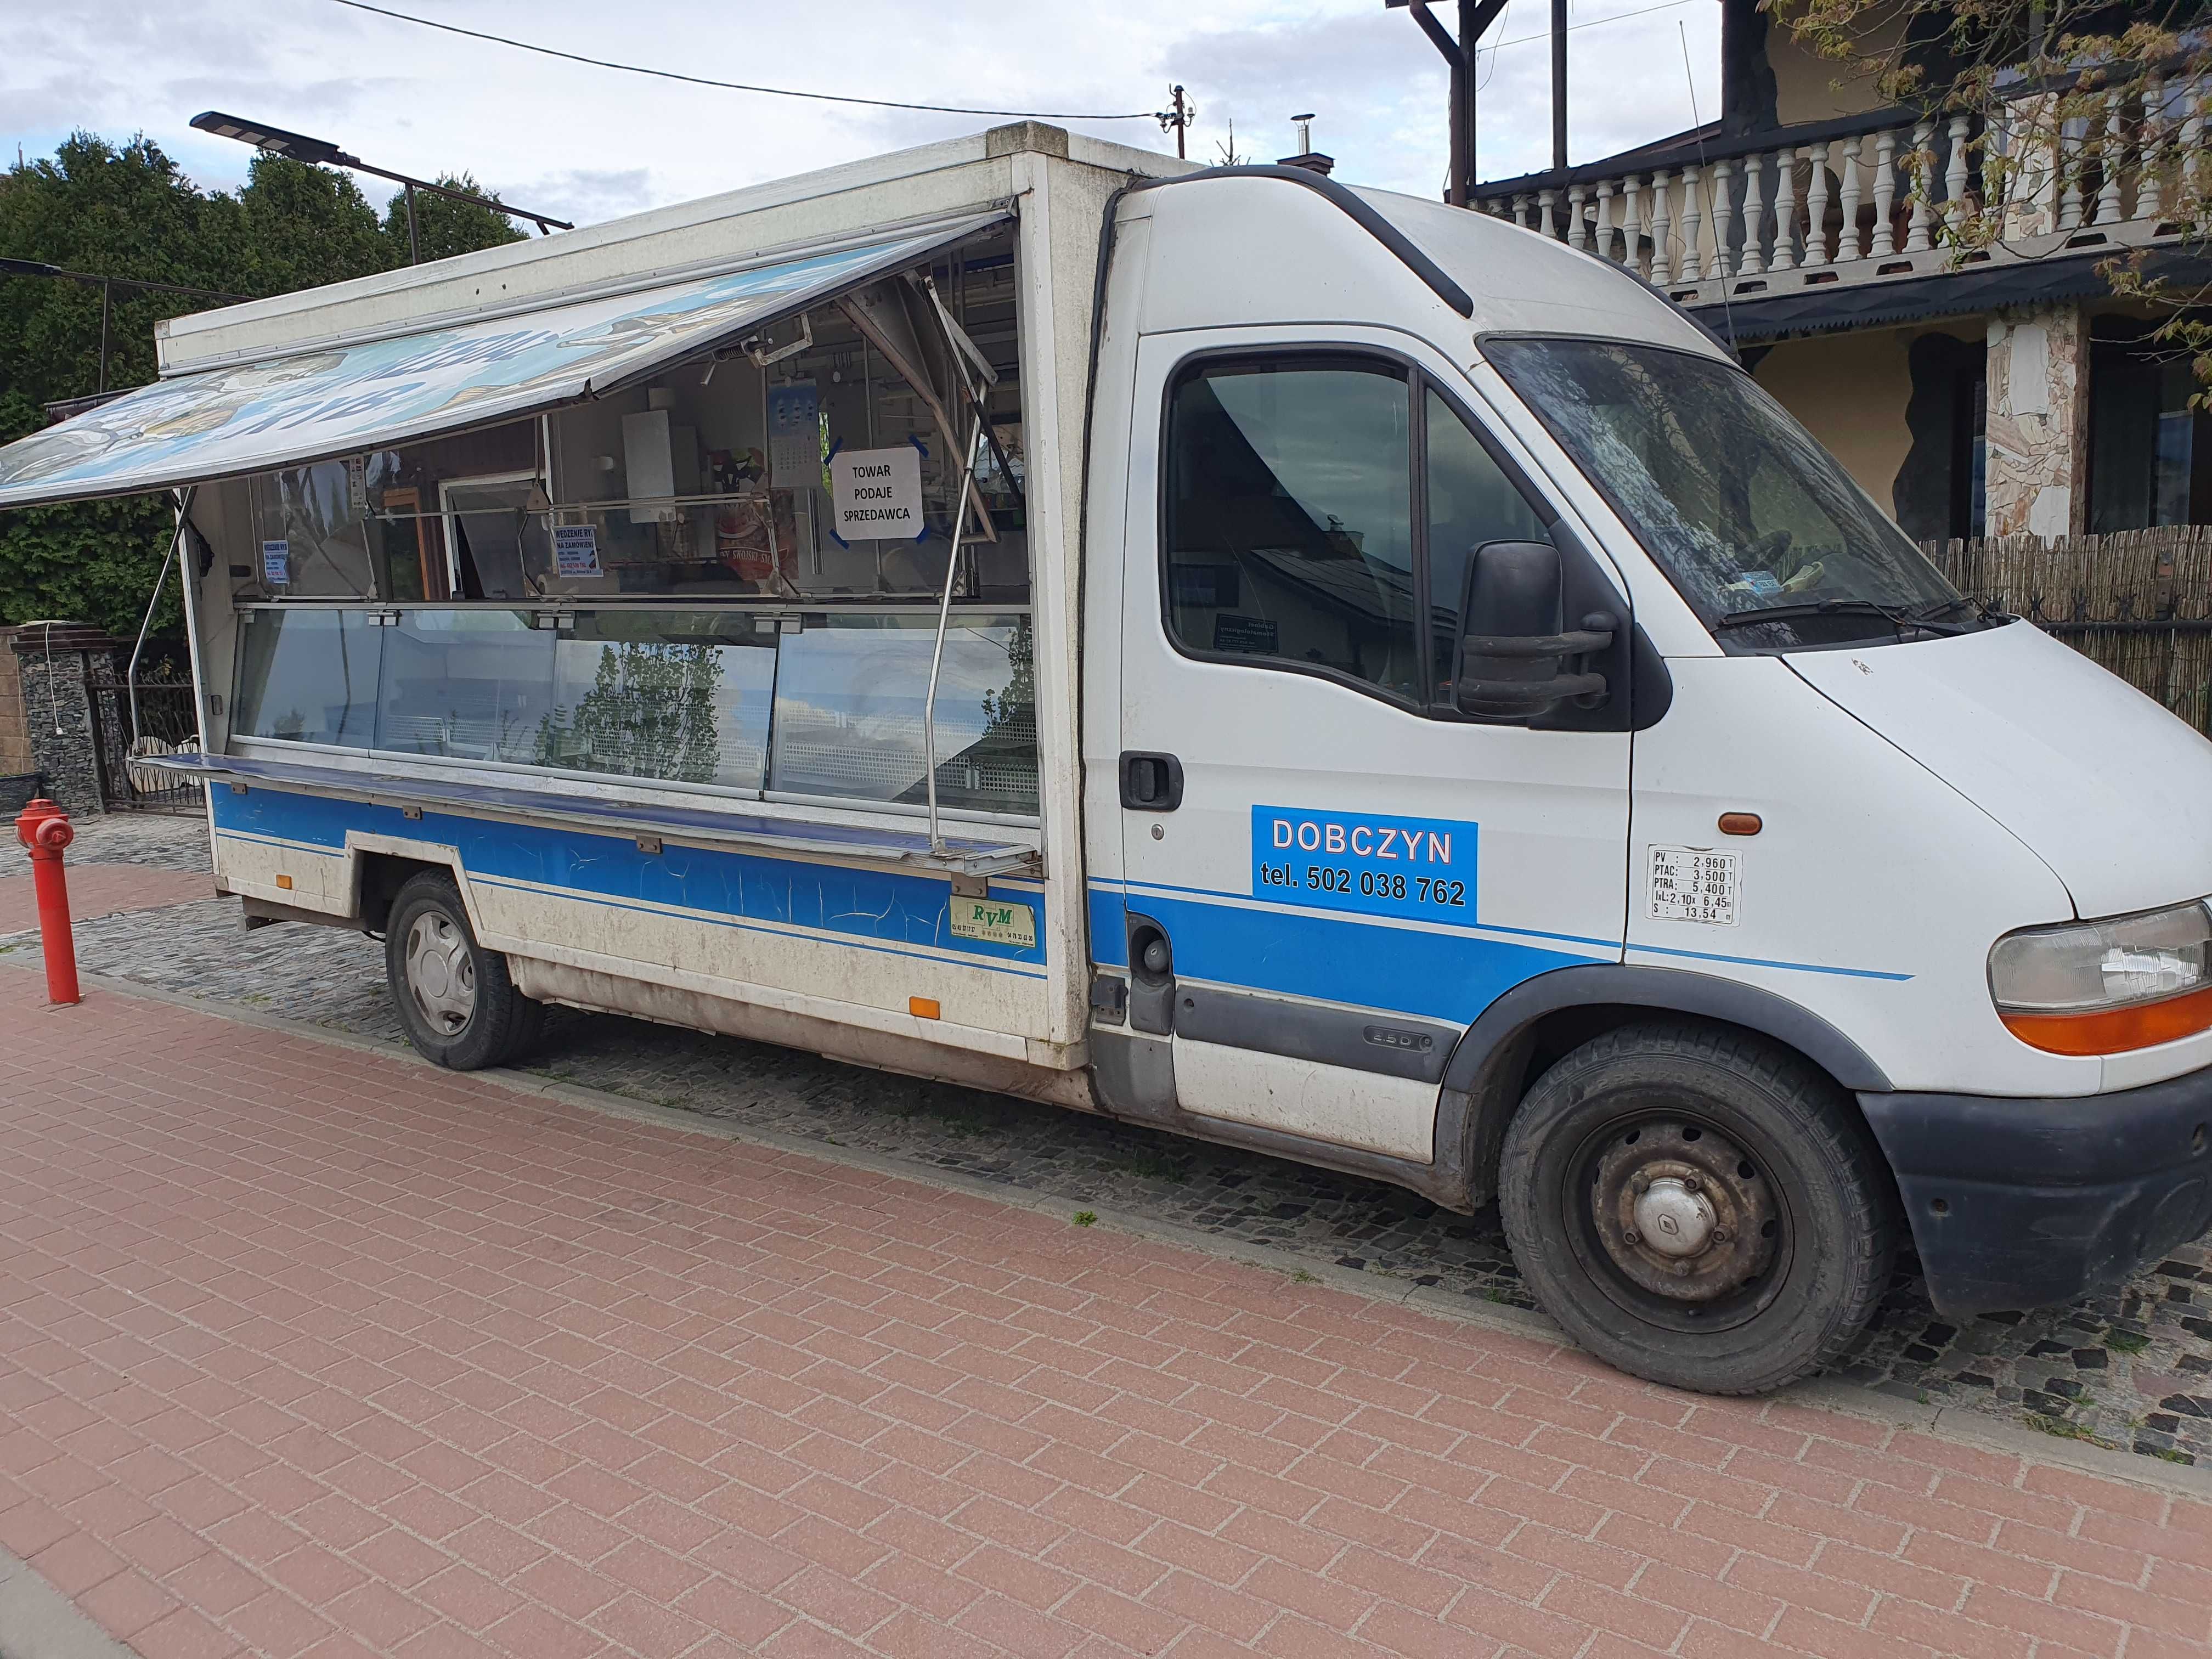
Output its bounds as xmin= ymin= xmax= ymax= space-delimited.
xmin=1454 ymin=539 xmax=1615 ymax=719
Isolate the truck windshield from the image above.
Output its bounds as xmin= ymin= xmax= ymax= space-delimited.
xmin=1485 ymin=337 xmax=1980 ymax=650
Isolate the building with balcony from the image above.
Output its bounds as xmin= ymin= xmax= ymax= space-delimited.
xmin=1474 ymin=1 xmax=2212 ymax=543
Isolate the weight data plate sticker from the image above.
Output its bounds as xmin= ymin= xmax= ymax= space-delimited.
xmin=1251 ymin=806 xmax=1479 ymax=924
xmin=1648 ymin=845 xmax=1739 ymax=926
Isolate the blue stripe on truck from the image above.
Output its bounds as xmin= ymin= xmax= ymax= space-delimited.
xmin=213 ymin=786 xmax=1049 ymax=973
xmin=1088 ymin=879 xmax=1607 ymax=1026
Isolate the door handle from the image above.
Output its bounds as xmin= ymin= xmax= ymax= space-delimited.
xmin=1119 ymin=751 xmax=1184 ymax=811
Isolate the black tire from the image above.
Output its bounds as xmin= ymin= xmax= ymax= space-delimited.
xmin=1497 ymin=1020 xmax=1895 ymax=1395
xmin=383 ymin=872 xmax=543 ymax=1070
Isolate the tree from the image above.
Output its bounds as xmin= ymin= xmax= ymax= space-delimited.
xmin=0 ymin=133 xmax=530 ymax=642
xmin=383 ymin=174 xmax=528 ymax=265
xmin=534 ymin=643 xmax=725 ymax=785
xmin=1770 ymin=2 xmax=2212 ymax=380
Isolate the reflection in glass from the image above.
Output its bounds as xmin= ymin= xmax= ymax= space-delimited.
xmin=1485 ymin=338 xmax=1961 ymax=647
xmin=251 ymin=463 xmax=376 ymax=598
xmin=1164 ymin=359 xmax=1418 ymax=698
xmin=770 ymin=614 xmax=1036 ymax=815
xmin=230 ymin=602 xmax=1040 ymax=820
xmin=233 ymin=610 xmax=384 ymax=746
xmin=538 ymin=613 xmax=777 ymax=791
xmin=1425 ymin=390 xmax=1553 ymax=700
xmin=444 ymin=477 xmax=554 ymax=600
xmin=374 ymin=611 xmax=556 ymax=764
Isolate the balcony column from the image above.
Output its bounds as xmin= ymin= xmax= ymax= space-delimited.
xmin=1593 ymin=179 xmax=1616 ymax=259
xmin=1772 ymin=147 xmax=1798 ymax=269
xmin=2096 ymin=93 xmax=2126 ymax=225
xmin=1904 ymin=121 xmax=1935 ymax=252
xmin=2185 ymin=78 xmax=2207 ymax=206
xmin=2146 ymin=73 xmax=2170 ymax=221
xmin=1711 ymin=156 xmax=1737 ymax=277
xmin=1873 ymin=129 xmax=1898 ymax=255
xmin=1567 ymin=183 xmax=1590 ymax=251
xmin=1619 ymin=173 xmax=1644 ymax=274
xmin=1839 ymin=137 xmax=1865 ymax=259
xmin=1679 ymin=163 xmax=1704 ymax=281
xmin=1945 ymin=115 xmax=1972 ymax=235
xmin=1740 ymin=151 xmax=1768 ymax=275
xmin=1649 ymin=170 xmax=1674 ymax=284
xmin=1805 ymin=143 xmax=1833 ymax=267
xmin=1539 ymin=188 xmax=1558 ymax=239
xmin=2056 ymin=111 xmax=2087 ymax=232
xmin=1983 ymin=303 xmax=2087 ymax=539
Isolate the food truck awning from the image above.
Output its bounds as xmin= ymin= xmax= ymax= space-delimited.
xmin=0 ymin=210 xmax=1011 ymax=511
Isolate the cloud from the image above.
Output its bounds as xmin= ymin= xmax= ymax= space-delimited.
xmin=5 ymin=0 xmax=1720 ymax=228
xmin=509 ymin=167 xmax=657 ymax=227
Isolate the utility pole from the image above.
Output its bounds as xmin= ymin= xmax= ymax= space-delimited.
xmin=1390 ymin=0 xmax=1508 ymax=207
xmin=1551 ymin=0 xmax=1568 ymax=171
xmin=1156 ymin=85 xmax=1194 ymax=160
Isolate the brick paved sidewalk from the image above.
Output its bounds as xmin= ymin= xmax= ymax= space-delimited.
xmin=0 ymin=993 xmax=2207 ymax=1659
xmin=0 ymin=864 xmax=212 ymax=935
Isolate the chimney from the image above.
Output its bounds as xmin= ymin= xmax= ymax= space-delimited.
xmin=1277 ymin=112 xmax=1333 ymax=176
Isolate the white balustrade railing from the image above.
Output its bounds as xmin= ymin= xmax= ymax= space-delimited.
xmin=1479 ymin=85 xmax=2205 ymax=291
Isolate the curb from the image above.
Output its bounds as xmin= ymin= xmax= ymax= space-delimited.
xmin=17 ymin=961 xmax=2212 ymax=1504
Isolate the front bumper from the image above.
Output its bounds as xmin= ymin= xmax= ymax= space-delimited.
xmin=1859 ymin=1067 xmax=2212 ymax=1317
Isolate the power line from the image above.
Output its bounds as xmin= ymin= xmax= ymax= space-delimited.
xmin=1487 ymin=0 xmax=1697 ymax=51
xmin=321 ymin=0 xmax=1158 ymax=121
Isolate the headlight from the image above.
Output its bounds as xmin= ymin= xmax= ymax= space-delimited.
xmin=1989 ymin=900 xmax=2212 ymax=1055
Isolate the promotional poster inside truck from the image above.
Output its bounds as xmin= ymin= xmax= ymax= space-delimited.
xmin=3 ymin=123 xmax=2207 ymax=1396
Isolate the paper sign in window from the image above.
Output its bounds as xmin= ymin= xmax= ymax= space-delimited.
xmin=830 ymin=445 xmax=925 ymax=542
xmin=552 ymin=524 xmax=601 ymax=577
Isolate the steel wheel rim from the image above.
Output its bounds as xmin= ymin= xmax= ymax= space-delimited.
xmin=1563 ymin=1101 xmax=1794 ymax=1336
xmin=403 ymin=912 xmax=476 ymax=1035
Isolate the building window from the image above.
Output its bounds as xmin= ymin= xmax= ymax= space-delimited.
xmin=2090 ymin=325 xmax=2212 ymax=532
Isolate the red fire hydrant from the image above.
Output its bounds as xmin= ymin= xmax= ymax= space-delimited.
xmin=14 ymin=799 xmax=81 ymax=1006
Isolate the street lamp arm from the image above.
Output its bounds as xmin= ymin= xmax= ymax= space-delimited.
xmin=332 ymin=156 xmax=574 ymax=232
xmin=0 ymin=259 xmax=251 ymax=303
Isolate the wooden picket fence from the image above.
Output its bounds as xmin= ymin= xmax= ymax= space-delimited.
xmin=1921 ymin=528 xmax=2212 ymax=734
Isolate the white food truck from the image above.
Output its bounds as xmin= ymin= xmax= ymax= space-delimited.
xmin=6 ymin=123 xmax=2210 ymax=1395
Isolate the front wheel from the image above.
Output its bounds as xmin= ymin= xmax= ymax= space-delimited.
xmin=385 ymin=872 xmax=543 ymax=1070
xmin=1498 ymin=1022 xmax=1895 ymax=1395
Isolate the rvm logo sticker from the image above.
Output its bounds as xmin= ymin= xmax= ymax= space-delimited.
xmin=1250 ymin=806 xmax=1480 ymax=926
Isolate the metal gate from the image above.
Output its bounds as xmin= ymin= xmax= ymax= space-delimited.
xmin=84 ymin=659 xmax=203 ymax=814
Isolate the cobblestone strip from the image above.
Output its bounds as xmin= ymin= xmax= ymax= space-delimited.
xmin=11 ymin=812 xmax=2211 ymax=1472
xmin=3 ymin=992 xmax=2211 ymax=1659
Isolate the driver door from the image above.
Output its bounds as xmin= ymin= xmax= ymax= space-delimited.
xmin=1113 ymin=328 xmax=1631 ymax=1164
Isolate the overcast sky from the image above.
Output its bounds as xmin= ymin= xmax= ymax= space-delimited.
xmin=5 ymin=0 xmax=1722 ymax=231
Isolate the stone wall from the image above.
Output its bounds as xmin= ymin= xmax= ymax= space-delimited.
xmin=7 ymin=629 xmax=113 ymax=815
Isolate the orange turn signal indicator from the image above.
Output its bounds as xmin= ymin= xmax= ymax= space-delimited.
xmin=275 ymin=873 xmax=294 ymax=890
xmin=2000 ymin=981 xmax=2212 ymax=1056
xmin=909 ymin=996 xmax=941 ymax=1020
xmin=1718 ymin=813 xmax=1762 ymax=837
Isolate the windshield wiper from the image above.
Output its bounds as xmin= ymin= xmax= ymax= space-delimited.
xmin=1714 ymin=597 xmax=1969 ymax=636
xmin=1900 ymin=594 xmax=1988 ymax=630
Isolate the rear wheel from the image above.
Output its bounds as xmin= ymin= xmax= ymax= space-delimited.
xmin=1498 ymin=1022 xmax=1895 ymax=1395
xmin=384 ymin=872 xmax=543 ymax=1070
